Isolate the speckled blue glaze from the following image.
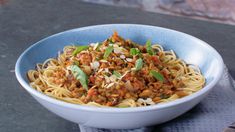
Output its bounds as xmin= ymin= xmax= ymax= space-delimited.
xmin=15 ymin=24 xmax=224 ymax=129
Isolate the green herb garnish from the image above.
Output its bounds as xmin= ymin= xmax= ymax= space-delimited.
xmin=130 ymin=48 xmax=141 ymax=56
xmin=150 ymin=70 xmax=164 ymax=82
xmin=113 ymin=70 xmax=122 ymax=78
xmin=72 ymin=45 xmax=89 ymax=56
xmin=68 ymin=65 xmax=88 ymax=91
xmin=103 ymin=45 xmax=114 ymax=59
xmin=133 ymin=58 xmax=143 ymax=71
xmin=146 ymin=40 xmax=156 ymax=55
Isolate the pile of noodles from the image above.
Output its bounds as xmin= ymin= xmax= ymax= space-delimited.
xmin=27 ymin=32 xmax=205 ymax=107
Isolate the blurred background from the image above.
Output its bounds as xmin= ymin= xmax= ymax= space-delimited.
xmin=82 ymin=0 xmax=235 ymax=25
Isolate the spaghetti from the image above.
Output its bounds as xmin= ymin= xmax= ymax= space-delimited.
xmin=27 ymin=32 xmax=205 ymax=107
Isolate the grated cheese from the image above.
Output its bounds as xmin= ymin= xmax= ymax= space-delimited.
xmin=137 ymin=98 xmax=155 ymax=105
xmin=126 ymin=58 xmax=133 ymax=62
xmin=90 ymin=61 xmax=100 ymax=70
xmin=120 ymin=54 xmax=126 ymax=59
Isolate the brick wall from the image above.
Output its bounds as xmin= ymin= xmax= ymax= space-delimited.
xmin=82 ymin=0 xmax=235 ymax=25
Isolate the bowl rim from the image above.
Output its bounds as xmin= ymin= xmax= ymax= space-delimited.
xmin=15 ymin=24 xmax=224 ymax=113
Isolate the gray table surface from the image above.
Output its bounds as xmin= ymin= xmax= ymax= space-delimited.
xmin=0 ymin=0 xmax=235 ymax=132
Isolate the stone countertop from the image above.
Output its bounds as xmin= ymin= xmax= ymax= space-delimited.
xmin=0 ymin=0 xmax=235 ymax=132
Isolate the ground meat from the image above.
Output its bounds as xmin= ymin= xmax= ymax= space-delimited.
xmin=76 ymin=52 xmax=92 ymax=65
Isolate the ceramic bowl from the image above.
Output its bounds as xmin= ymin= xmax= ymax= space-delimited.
xmin=15 ymin=24 xmax=224 ymax=129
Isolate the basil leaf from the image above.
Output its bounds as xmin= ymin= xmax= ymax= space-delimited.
xmin=113 ymin=70 xmax=122 ymax=78
xmin=134 ymin=58 xmax=143 ymax=71
xmin=103 ymin=45 xmax=114 ymax=59
xmin=68 ymin=65 xmax=88 ymax=91
xmin=72 ymin=45 xmax=89 ymax=56
xmin=150 ymin=70 xmax=164 ymax=82
xmin=130 ymin=48 xmax=140 ymax=56
xmin=146 ymin=40 xmax=156 ymax=55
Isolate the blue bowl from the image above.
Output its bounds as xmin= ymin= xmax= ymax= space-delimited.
xmin=15 ymin=24 xmax=224 ymax=129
